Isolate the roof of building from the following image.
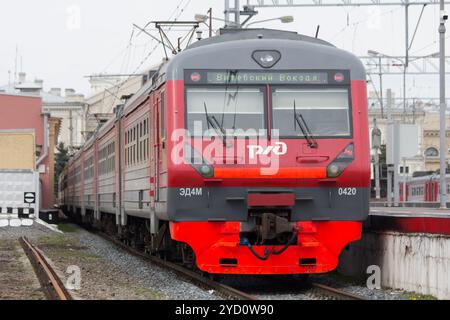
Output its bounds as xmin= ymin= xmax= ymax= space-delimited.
xmin=0 ymin=83 xmax=79 ymax=105
xmin=0 ymin=91 xmax=42 ymax=100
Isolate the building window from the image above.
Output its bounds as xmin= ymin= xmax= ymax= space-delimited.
xmin=425 ymin=147 xmax=439 ymax=157
xmin=399 ymin=166 xmax=410 ymax=174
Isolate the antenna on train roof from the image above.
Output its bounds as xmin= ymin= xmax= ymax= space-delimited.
xmin=132 ymin=21 xmax=200 ymax=60
xmin=315 ymin=25 xmax=320 ymax=39
xmin=153 ymin=21 xmax=200 ymax=59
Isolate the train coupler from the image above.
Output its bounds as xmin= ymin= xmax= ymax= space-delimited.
xmin=259 ymin=212 xmax=295 ymax=242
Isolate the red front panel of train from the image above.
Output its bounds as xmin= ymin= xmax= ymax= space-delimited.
xmin=160 ymin=73 xmax=369 ymax=274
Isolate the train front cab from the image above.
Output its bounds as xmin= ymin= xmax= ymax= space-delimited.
xmin=164 ymin=32 xmax=370 ymax=275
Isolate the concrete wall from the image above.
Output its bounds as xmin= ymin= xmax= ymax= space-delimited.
xmin=338 ymin=231 xmax=450 ymax=299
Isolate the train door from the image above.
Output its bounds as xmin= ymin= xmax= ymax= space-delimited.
xmin=400 ymin=184 xmax=408 ymax=202
xmin=150 ymin=90 xmax=166 ymax=218
xmin=433 ymin=182 xmax=440 ymax=202
xmin=150 ymin=94 xmax=160 ymax=209
xmin=155 ymin=96 xmax=161 ymax=203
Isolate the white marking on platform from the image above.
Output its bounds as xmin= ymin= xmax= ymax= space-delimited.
xmin=35 ymin=219 xmax=63 ymax=234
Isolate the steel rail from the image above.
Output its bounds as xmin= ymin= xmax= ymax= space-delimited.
xmin=97 ymin=232 xmax=258 ymax=301
xmin=266 ymin=275 xmax=368 ymax=300
xmin=19 ymin=237 xmax=72 ymax=301
xmin=309 ymin=282 xmax=367 ymax=300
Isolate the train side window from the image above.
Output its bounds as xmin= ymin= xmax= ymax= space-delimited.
xmin=133 ymin=126 xmax=136 ymax=165
xmin=140 ymin=137 xmax=143 ymax=163
xmin=129 ymin=129 xmax=131 ymax=166
xmin=136 ymin=125 xmax=140 ymax=164
xmin=160 ymin=92 xmax=166 ymax=141
xmin=146 ymin=117 xmax=149 ymax=161
xmin=107 ymin=144 xmax=110 ymax=173
xmin=130 ymin=127 xmax=133 ymax=166
xmin=135 ymin=126 xmax=137 ymax=165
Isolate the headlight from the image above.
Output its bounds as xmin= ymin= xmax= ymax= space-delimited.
xmin=184 ymin=143 xmax=215 ymax=178
xmin=327 ymin=144 xmax=355 ymax=178
xmin=198 ymin=164 xmax=214 ymax=178
xmin=252 ymin=50 xmax=281 ymax=68
xmin=327 ymin=164 xmax=342 ymax=178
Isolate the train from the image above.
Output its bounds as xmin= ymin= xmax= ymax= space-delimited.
xmin=400 ymin=172 xmax=450 ymax=203
xmin=60 ymin=28 xmax=370 ymax=275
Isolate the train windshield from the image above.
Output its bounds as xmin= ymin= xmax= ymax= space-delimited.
xmin=186 ymin=87 xmax=265 ymax=137
xmin=272 ymin=88 xmax=351 ymax=137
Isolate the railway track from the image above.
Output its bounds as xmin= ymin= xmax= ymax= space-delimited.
xmin=19 ymin=237 xmax=72 ymax=301
xmin=60 ymin=223 xmax=364 ymax=301
xmin=97 ymin=231 xmax=367 ymax=301
xmin=224 ymin=275 xmax=368 ymax=300
xmin=308 ymin=282 xmax=367 ymax=300
xmin=97 ymin=231 xmax=258 ymax=301
xmin=82 ymin=228 xmax=367 ymax=301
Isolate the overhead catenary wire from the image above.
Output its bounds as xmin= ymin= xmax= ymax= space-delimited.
xmin=105 ymin=0 xmax=193 ymax=112
xmin=98 ymin=0 xmax=189 ymax=77
xmin=329 ymin=7 xmax=402 ymax=42
xmin=128 ymin=0 xmax=192 ymax=76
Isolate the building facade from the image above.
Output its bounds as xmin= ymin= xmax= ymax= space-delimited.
xmin=369 ymin=102 xmax=450 ymax=175
xmin=83 ymin=74 xmax=147 ymax=139
xmin=0 ymin=93 xmax=60 ymax=209
xmin=0 ymin=72 xmax=86 ymax=150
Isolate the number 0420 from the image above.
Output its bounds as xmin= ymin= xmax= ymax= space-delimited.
xmin=338 ymin=188 xmax=357 ymax=196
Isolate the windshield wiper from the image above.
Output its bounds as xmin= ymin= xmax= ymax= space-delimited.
xmin=204 ymin=102 xmax=227 ymax=146
xmin=293 ymin=100 xmax=318 ymax=149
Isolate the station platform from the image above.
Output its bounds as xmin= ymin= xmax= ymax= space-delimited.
xmin=366 ymin=206 xmax=450 ymax=235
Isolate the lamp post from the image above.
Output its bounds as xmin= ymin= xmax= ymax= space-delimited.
xmin=195 ymin=14 xmax=240 ymax=29
xmin=194 ymin=9 xmax=214 ymax=37
xmin=372 ymin=119 xmax=382 ymax=200
xmin=195 ymin=14 xmax=293 ymax=29
xmin=245 ymin=15 xmax=294 ymax=27
xmin=367 ymin=50 xmax=407 ymax=119
xmin=368 ymin=50 xmax=384 ymax=119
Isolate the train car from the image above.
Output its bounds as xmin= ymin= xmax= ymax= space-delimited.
xmin=61 ymin=28 xmax=370 ymax=275
xmin=401 ymin=173 xmax=450 ymax=203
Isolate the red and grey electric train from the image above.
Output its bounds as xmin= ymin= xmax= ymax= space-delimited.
xmin=400 ymin=173 xmax=450 ymax=203
xmin=60 ymin=29 xmax=370 ymax=275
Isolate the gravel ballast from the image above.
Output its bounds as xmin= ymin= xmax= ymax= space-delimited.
xmin=0 ymin=223 xmax=54 ymax=300
xmin=34 ymin=224 xmax=218 ymax=300
xmin=1 ymin=222 xmax=436 ymax=300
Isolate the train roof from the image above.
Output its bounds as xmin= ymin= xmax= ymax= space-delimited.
xmin=407 ymin=173 xmax=450 ymax=183
xmin=165 ymin=28 xmax=365 ymax=82
xmin=187 ymin=28 xmax=334 ymax=49
xmin=125 ymin=28 xmax=363 ymax=115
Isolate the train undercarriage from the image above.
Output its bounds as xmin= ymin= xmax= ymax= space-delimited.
xmin=61 ymin=206 xmax=362 ymax=275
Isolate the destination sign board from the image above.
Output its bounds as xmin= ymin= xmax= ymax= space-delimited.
xmin=185 ymin=70 xmax=350 ymax=85
xmin=207 ymin=71 xmax=328 ymax=84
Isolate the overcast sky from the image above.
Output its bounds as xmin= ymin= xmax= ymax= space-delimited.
xmin=0 ymin=0 xmax=448 ymax=100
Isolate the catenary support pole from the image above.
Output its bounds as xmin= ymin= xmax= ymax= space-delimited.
xmin=439 ymin=0 xmax=447 ymax=209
